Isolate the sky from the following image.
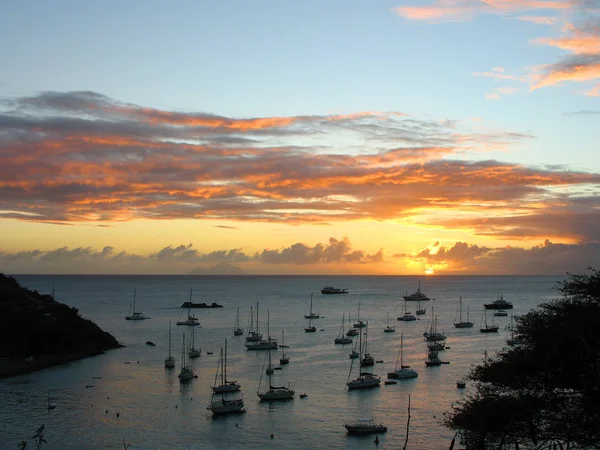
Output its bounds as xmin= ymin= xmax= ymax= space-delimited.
xmin=1 ymin=0 xmax=599 ymax=275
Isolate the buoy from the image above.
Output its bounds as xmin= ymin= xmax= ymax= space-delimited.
xmin=117 ymin=413 xmax=120 ymax=417
xmin=105 ymin=410 xmax=108 ymax=414
xmin=375 ymin=435 xmax=380 ymax=445
xmin=270 ymin=434 xmax=274 ymax=439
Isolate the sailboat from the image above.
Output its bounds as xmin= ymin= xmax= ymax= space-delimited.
xmin=245 ymin=303 xmax=263 ymax=342
xmin=207 ymin=343 xmax=245 ymax=415
xmin=423 ymin=308 xmax=446 ymax=341
xmin=178 ymin=333 xmax=194 ymax=382
xmin=360 ymin=322 xmax=375 ymax=367
xmin=188 ymin=323 xmax=201 ymax=358
xmin=384 ymin=312 xmax=396 ymax=332
xmin=349 ymin=335 xmax=359 ymax=359
xmin=506 ymin=314 xmax=521 ymax=346
xmin=164 ymin=320 xmax=175 ymax=369
xmin=212 ymin=339 xmax=241 ymax=393
xmin=304 ymin=293 xmax=319 ymax=319
xmin=416 ymin=300 xmax=426 ymax=316
xmin=335 ymin=314 xmax=353 ymax=344
xmin=480 ymin=308 xmax=499 ymax=333
xmin=353 ymin=302 xmax=366 ymax=328
xmin=177 ymin=289 xmax=200 ymax=326
xmin=305 ymin=315 xmax=316 ymax=333
xmin=246 ymin=309 xmax=278 ymax=350
xmin=257 ymin=351 xmax=295 ymax=401
xmin=397 ymin=301 xmax=416 ymax=322
xmin=454 ymin=296 xmax=474 ymax=328
xmin=425 ymin=348 xmax=443 ymax=366
xmin=125 ymin=289 xmax=149 ymax=320
xmin=387 ymin=333 xmax=418 ymax=379
xmin=346 ymin=325 xmax=380 ymax=390
xmin=279 ymin=329 xmax=289 ymax=365
xmin=233 ymin=307 xmax=244 ymax=336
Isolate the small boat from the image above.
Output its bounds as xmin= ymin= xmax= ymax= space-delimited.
xmin=403 ymin=281 xmax=432 ymax=301
xmin=207 ymin=346 xmax=245 ymax=415
xmin=494 ymin=310 xmax=508 ymax=317
xmin=416 ymin=300 xmax=426 ymax=316
xmin=353 ymin=302 xmax=366 ymax=328
xmin=425 ymin=348 xmax=443 ymax=367
xmin=279 ymin=329 xmax=289 ymax=365
xmin=245 ymin=303 xmax=263 ymax=342
xmin=387 ymin=333 xmax=418 ymax=379
xmin=484 ymin=293 xmax=513 ymax=310
xmin=335 ymin=313 xmax=353 ymax=344
xmin=233 ymin=307 xmax=244 ymax=336
xmin=146 ymin=341 xmax=156 ymax=346
xmin=384 ymin=380 xmax=397 ymax=385
xmin=246 ymin=309 xmax=278 ymax=350
xmin=427 ymin=341 xmax=445 ymax=351
xmin=165 ymin=320 xmax=175 ymax=369
xmin=423 ymin=309 xmax=446 ymax=341
xmin=347 ymin=326 xmax=380 ymax=390
xmin=207 ymin=396 xmax=245 ymax=415
xmin=346 ymin=328 xmax=359 ymax=337
xmin=321 ymin=286 xmax=348 ymax=295
xmin=383 ymin=312 xmax=395 ymax=333
xmin=360 ymin=322 xmax=375 ymax=367
xmin=299 ymin=393 xmax=308 ymax=398
xmin=454 ymin=297 xmax=474 ymax=328
xmin=212 ymin=339 xmax=241 ymax=393
xmin=188 ymin=324 xmax=201 ymax=358
xmin=480 ymin=309 xmax=499 ymax=333
xmin=178 ymin=333 xmax=194 ymax=382
xmin=457 ymin=380 xmax=466 ymax=388
xmin=506 ymin=314 xmax=522 ymax=346
xmin=397 ymin=301 xmax=416 ymax=322
xmin=304 ymin=293 xmax=320 ymax=319
xmin=344 ymin=418 xmax=387 ymax=434
xmin=257 ymin=352 xmax=295 ymax=401
xmin=125 ymin=289 xmax=149 ymax=321
xmin=177 ymin=289 xmax=200 ymax=326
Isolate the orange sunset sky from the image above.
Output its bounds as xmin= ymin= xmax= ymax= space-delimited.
xmin=1 ymin=2 xmax=599 ymax=275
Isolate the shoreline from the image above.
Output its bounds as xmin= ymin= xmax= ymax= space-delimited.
xmin=0 ymin=349 xmax=122 ymax=380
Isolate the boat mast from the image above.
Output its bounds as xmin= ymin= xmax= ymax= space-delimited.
xmin=224 ymin=339 xmax=228 ymax=383
xmin=168 ymin=320 xmax=172 ymax=359
xmin=133 ymin=288 xmax=137 ymax=314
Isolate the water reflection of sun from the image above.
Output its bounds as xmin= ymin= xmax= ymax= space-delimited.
xmin=425 ymin=267 xmax=435 ymax=275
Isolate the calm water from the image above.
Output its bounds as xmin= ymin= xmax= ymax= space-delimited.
xmin=1 ymin=275 xmax=563 ymax=449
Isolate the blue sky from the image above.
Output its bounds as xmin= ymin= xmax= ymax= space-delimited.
xmin=1 ymin=1 xmax=599 ymax=274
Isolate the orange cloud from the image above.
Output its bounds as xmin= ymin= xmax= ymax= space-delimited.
xmin=394 ymin=0 xmax=571 ymax=22
xmin=3 ymin=91 xmax=600 ymax=243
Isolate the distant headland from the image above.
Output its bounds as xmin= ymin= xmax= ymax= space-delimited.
xmin=0 ymin=273 xmax=122 ymax=379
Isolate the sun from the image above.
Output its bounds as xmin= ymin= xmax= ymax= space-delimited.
xmin=425 ymin=267 xmax=435 ymax=275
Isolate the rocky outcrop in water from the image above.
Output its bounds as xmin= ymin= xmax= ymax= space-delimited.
xmin=0 ymin=273 xmax=122 ymax=379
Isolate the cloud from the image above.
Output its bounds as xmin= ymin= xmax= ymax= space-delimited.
xmin=4 ymin=238 xmax=597 ymax=275
xmin=1 ymin=91 xmax=600 ymax=242
xmin=486 ymin=87 xmax=521 ymax=99
xmin=518 ymin=15 xmax=559 ymax=25
xmin=394 ymin=0 xmax=571 ymax=23
xmin=0 ymin=237 xmax=385 ymax=274
xmin=408 ymin=239 xmax=600 ymax=274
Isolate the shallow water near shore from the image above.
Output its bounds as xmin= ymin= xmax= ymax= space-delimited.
xmin=1 ymin=274 xmax=562 ymax=449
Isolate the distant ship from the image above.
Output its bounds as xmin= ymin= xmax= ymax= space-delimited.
xmin=321 ymin=286 xmax=349 ymax=295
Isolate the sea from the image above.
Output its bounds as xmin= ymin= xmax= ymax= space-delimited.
xmin=0 ymin=275 xmax=564 ymax=450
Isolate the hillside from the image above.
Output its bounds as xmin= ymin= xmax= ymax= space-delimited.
xmin=0 ymin=273 xmax=122 ymax=378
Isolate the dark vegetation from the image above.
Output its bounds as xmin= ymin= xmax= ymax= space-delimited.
xmin=444 ymin=268 xmax=600 ymax=449
xmin=0 ymin=273 xmax=122 ymax=378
